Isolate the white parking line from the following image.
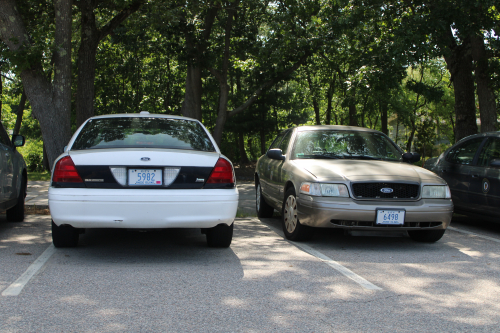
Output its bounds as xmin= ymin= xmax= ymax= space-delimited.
xmin=261 ymin=220 xmax=383 ymax=291
xmin=2 ymin=244 xmax=56 ymax=297
xmin=448 ymin=227 xmax=500 ymax=244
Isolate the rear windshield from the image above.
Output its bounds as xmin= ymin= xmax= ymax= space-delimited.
xmin=71 ymin=117 xmax=216 ymax=152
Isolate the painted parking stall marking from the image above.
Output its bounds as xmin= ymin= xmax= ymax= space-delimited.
xmin=261 ymin=220 xmax=383 ymax=291
xmin=448 ymin=226 xmax=500 ymax=244
xmin=2 ymin=244 xmax=57 ymax=297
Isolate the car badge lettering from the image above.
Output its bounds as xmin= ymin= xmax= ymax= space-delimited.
xmin=195 ymin=178 xmax=205 ymax=183
xmin=84 ymin=179 xmax=104 ymax=182
xmin=380 ymin=188 xmax=393 ymax=193
xmin=141 ymin=157 xmax=151 ymax=161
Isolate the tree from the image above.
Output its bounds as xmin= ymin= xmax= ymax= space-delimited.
xmin=0 ymin=0 xmax=72 ymax=169
xmin=75 ymin=0 xmax=144 ymax=127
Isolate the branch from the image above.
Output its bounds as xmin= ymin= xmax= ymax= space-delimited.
xmin=0 ymin=73 xmax=15 ymax=82
xmin=208 ymin=67 xmax=223 ymax=82
xmin=98 ymin=1 xmax=145 ymax=41
xmin=228 ymin=51 xmax=311 ymax=117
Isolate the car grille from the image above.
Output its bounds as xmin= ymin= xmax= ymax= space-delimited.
xmin=351 ymin=182 xmax=419 ymax=199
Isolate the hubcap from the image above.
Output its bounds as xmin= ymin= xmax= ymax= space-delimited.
xmin=283 ymin=195 xmax=297 ymax=233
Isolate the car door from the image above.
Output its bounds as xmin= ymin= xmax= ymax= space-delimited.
xmin=469 ymin=136 xmax=500 ymax=218
xmin=259 ymin=131 xmax=287 ymax=202
xmin=268 ymin=130 xmax=293 ymax=206
xmin=0 ymin=124 xmax=14 ymax=203
xmin=437 ymin=136 xmax=486 ymax=213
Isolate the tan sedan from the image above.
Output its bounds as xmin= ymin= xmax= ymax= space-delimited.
xmin=255 ymin=125 xmax=453 ymax=242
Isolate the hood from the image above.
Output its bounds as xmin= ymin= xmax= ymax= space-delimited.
xmin=293 ymin=159 xmax=444 ymax=184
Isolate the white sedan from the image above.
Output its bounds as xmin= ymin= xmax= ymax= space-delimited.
xmin=49 ymin=112 xmax=238 ymax=248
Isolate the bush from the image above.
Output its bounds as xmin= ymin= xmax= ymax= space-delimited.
xmin=17 ymin=139 xmax=45 ymax=172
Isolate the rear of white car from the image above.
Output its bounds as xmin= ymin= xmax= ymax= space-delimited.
xmin=49 ymin=113 xmax=238 ymax=248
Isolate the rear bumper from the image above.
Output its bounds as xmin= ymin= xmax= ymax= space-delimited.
xmin=297 ymin=195 xmax=453 ymax=230
xmin=49 ymin=187 xmax=238 ymax=229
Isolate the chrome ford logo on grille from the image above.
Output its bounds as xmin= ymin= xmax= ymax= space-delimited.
xmin=380 ymin=188 xmax=393 ymax=193
xmin=141 ymin=157 xmax=151 ymax=161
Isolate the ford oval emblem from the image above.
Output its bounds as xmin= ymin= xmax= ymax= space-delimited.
xmin=141 ymin=157 xmax=151 ymax=161
xmin=380 ymin=188 xmax=393 ymax=193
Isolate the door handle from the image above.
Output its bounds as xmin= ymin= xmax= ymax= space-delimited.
xmin=471 ymin=174 xmax=479 ymax=178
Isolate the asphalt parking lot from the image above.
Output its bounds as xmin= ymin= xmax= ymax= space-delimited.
xmin=1 ymin=182 xmax=500 ymax=332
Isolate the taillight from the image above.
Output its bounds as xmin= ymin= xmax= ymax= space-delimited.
xmin=206 ymin=158 xmax=234 ymax=184
xmin=53 ymin=156 xmax=83 ymax=183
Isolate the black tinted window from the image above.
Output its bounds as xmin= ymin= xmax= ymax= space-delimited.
xmin=445 ymin=137 xmax=484 ymax=165
xmin=478 ymin=137 xmax=500 ymax=167
xmin=72 ymin=117 xmax=215 ymax=151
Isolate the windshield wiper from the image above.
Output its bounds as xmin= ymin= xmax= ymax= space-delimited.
xmin=299 ymin=154 xmax=340 ymax=159
xmin=348 ymin=155 xmax=381 ymax=160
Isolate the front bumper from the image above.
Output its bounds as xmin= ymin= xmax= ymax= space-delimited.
xmin=49 ymin=187 xmax=238 ymax=229
xmin=297 ymin=195 xmax=453 ymax=230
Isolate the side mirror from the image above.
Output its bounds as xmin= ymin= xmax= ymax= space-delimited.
xmin=490 ymin=159 xmax=500 ymax=168
xmin=12 ymin=135 xmax=25 ymax=147
xmin=266 ymin=148 xmax=286 ymax=161
xmin=402 ymin=152 xmax=420 ymax=163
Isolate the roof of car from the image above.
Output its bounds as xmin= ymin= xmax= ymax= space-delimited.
xmin=295 ymin=125 xmax=381 ymax=132
xmin=455 ymin=131 xmax=500 ymax=144
xmin=89 ymin=112 xmax=198 ymax=121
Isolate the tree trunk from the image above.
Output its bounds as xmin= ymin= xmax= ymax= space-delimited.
xmin=180 ymin=4 xmax=219 ymax=121
xmin=238 ymin=132 xmax=249 ymax=164
xmin=75 ymin=0 xmax=143 ymax=127
xmin=380 ymin=98 xmax=388 ymax=135
xmin=13 ymin=90 xmax=26 ymax=135
xmin=76 ymin=0 xmax=99 ymax=127
xmin=406 ymin=117 xmax=417 ymax=152
xmin=181 ymin=66 xmax=203 ymax=120
xmin=443 ymin=35 xmax=477 ymax=142
xmin=348 ymin=102 xmax=357 ymax=126
xmin=42 ymin=143 xmax=50 ymax=171
xmin=471 ymin=35 xmax=497 ymax=132
xmin=306 ymin=71 xmax=320 ymax=125
xmin=0 ymin=0 xmax=73 ymax=169
xmin=260 ymin=129 xmax=266 ymax=155
xmin=325 ymin=80 xmax=334 ymax=125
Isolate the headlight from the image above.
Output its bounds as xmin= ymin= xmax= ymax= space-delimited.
xmin=300 ymin=182 xmax=349 ymax=197
xmin=422 ymin=185 xmax=451 ymax=199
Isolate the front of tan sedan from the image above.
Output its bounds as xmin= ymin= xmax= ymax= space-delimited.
xmin=292 ymin=160 xmax=453 ymax=231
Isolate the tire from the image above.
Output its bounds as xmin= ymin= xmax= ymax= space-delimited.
xmin=256 ymin=182 xmax=274 ymax=218
xmin=52 ymin=220 xmax=80 ymax=248
xmin=408 ymin=229 xmax=446 ymax=243
xmin=6 ymin=176 xmax=26 ymax=222
xmin=282 ymin=187 xmax=312 ymax=241
xmin=206 ymin=223 xmax=234 ymax=248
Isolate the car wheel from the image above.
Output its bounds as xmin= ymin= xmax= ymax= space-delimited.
xmin=52 ymin=220 xmax=80 ymax=248
xmin=206 ymin=223 xmax=233 ymax=248
xmin=6 ymin=176 xmax=26 ymax=222
xmin=408 ymin=229 xmax=446 ymax=243
xmin=282 ymin=187 xmax=311 ymax=241
xmin=256 ymin=182 xmax=274 ymax=218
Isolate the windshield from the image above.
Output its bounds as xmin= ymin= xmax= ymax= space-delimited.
xmin=71 ymin=117 xmax=216 ymax=152
xmin=292 ymin=130 xmax=402 ymax=161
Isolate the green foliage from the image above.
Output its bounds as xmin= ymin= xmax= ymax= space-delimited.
xmin=18 ymin=139 xmax=44 ymax=172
